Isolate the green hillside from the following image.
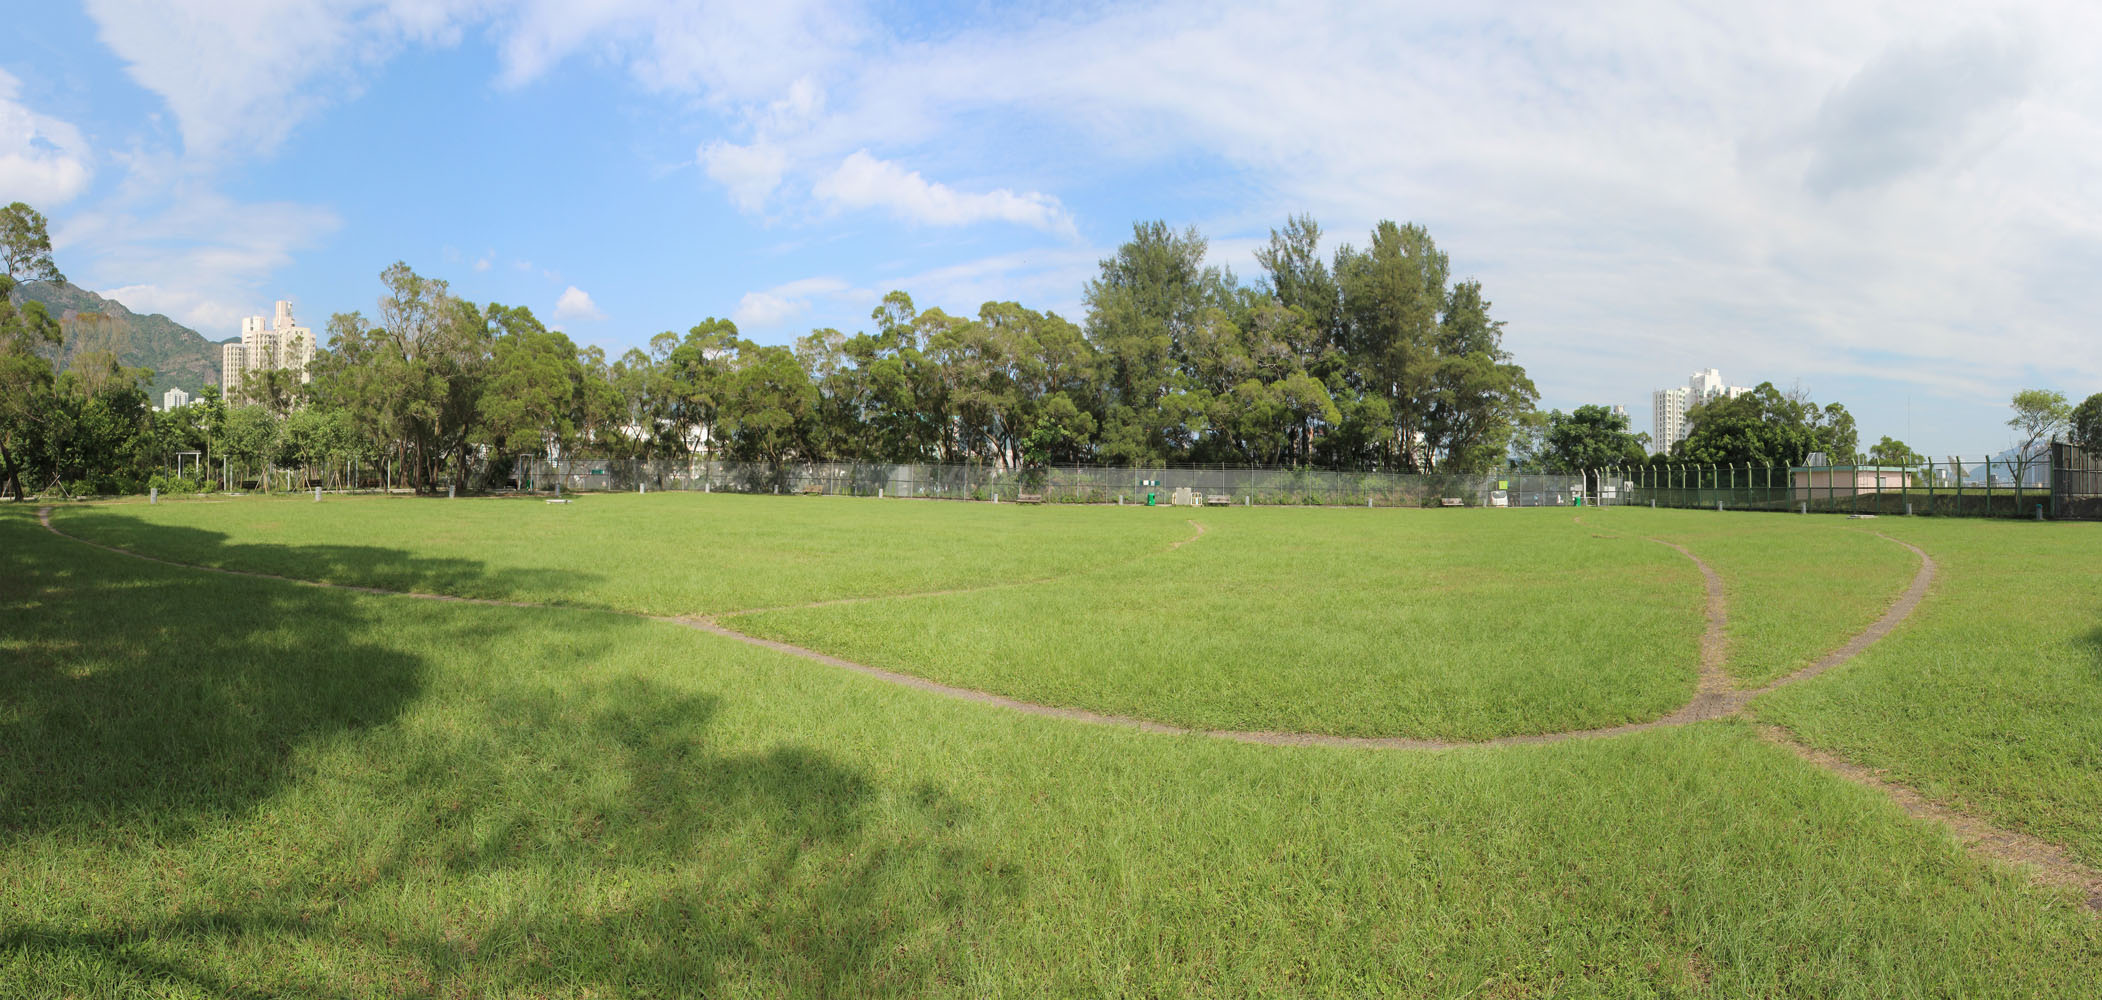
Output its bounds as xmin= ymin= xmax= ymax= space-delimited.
xmin=7 ymin=280 xmax=228 ymax=400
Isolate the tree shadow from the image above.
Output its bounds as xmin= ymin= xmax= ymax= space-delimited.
xmin=1 ymin=508 xmax=1023 ymax=995
xmin=0 ymin=508 xmax=427 ymax=839
xmin=47 ymin=502 xmax=609 ymax=605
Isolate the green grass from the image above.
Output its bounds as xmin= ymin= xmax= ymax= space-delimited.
xmin=5 ymin=505 xmax=2099 ymax=997
xmin=1755 ymin=517 xmax=2102 ymax=866
xmin=47 ymin=497 xmax=1930 ymax=740
xmin=50 ymin=493 xmax=1193 ymax=617
xmin=732 ymin=507 xmax=1707 ymax=740
xmin=1582 ymin=508 xmax=1923 ymax=686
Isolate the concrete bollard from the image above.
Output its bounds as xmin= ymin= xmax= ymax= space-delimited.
xmin=993 ymin=492 xmax=999 ymax=504
xmin=1800 ymin=502 xmax=1807 ymax=514
xmin=2036 ymin=504 xmax=2045 ymax=521
xmin=1906 ymin=502 xmax=1912 ymax=516
xmin=448 ymin=484 xmax=454 ymax=499
xmin=1650 ymin=499 xmax=1656 ymax=509
xmin=150 ymin=487 xmax=158 ymax=505
xmin=1367 ymin=497 xmax=1373 ymax=508
xmin=1245 ymin=496 xmax=1250 ymax=506
xmin=639 ymin=483 xmax=645 ymax=494
xmin=1716 ymin=500 xmax=1723 ymax=512
xmin=315 ymin=486 xmax=322 ymax=502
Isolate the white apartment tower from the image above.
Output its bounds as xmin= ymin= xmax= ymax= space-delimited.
xmin=1651 ymin=368 xmax=1751 ymax=450
xmin=161 ymin=387 xmax=190 ymax=411
xmin=221 ymin=300 xmax=314 ymax=404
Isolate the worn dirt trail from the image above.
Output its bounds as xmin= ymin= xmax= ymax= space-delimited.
xmin=35 ymin=504 xmax=2099 ymax=911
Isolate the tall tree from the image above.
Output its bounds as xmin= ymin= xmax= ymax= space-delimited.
xmin=1866 ymin=436 xmax=1923 ymax=468
xmin=1084 ymin=221 xmax=1227 ymax=463
xmin=0 ymin=203 xmax=63 ymax=283
xmin=718 ymin=343 xmax=818 ymax=465
xmin=0 ymin=270 xmax=63 ymax=497
xmin=2070 ymin=392 xmax=2102 ymax=454
xmin=2006 ymin=388 xmax=2070 ymax=484
xmin=1543 ymin=405 xmax=1646 ymax=471
xmin=479 ymin=305 xmax=583 ymax=468
xmin=1680 ymin=383 xmax=1856 ymax=467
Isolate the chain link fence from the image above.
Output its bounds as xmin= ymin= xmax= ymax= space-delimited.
xmin=1593 ymin=449 xmax=2097 ymax=520
xmin=512 ymin=458 xmax=1586 ymax=508
xmin=502 ymin=450 xmax=2102 ymax=519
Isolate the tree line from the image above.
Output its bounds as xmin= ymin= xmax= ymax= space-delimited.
xmin=7 ymin=194 xmax=2099 ymax=499
xmin=1526 ymin=385 xmax=2102 ymax=476
xmin=2 ymin=209 xmax=1544 ymax=496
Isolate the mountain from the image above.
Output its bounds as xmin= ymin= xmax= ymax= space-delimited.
xmin=7 ymin=280 xmax=228 ymax=401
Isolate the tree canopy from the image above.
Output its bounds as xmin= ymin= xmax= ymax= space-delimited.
xmin=1676 ymin=383 xmax=1857 ymax=467
xmin=1541 ymin=405 xmax=1646 ymax=470
xmin=15 ymin=197 xmax=2022 ymax=496
xmin=2071 ymin=393 xmax=2102 ymax=454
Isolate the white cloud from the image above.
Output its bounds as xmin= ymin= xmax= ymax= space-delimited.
xmin=552 ymin=285 xmax=605 ymax=324
xmin=813 ymin=150 xmax=1077 ymax=236
xmin=1801 ymin=31 xmax=2035 ymax=196
xmin=492 ymin=0 xmax=864 ymax=99
xmin=779 ymin=0 xmax=2102 ymax=444
xmin=55 ymin=188 xmax=339 ymax=333
xmin=731 ymin=276 xmax=851 ymax=329
xmin=80 ymin=0 xmax=484 ymax=159
xmin=98 ymin=284 xmax=250 ymax=334
xmin=699 ymin=139 xmax=790 ymax=213
xmin=62 ymin=0 xmax=2102 ymax=449
xmin=0 ymin=68 xmax=94 ymax=207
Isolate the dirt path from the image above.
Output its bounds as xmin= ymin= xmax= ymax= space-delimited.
xmin=1760 ymin=727 xmax=2102 ymax=910
xmin=36 ymin=504 xmax=2100 ymax=910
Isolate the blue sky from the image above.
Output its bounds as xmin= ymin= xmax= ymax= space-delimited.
xmin=7 ymin=1 xmax=2100 ymax=456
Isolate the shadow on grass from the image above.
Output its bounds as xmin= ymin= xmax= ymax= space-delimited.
xmin=0 ymin=508 xmax=1020 ymax=996
xmin=0 ymin=509 xmax=430 ymax=839
xmin=50 ymin=501 xmax=612 ymax=604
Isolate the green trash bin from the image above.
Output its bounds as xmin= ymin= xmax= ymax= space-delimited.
xmin=1146 ymin=491 xmax=1157 ymax=506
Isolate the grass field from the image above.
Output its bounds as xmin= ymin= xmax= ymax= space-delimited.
xmin=8 ymin=496 xmax=2101 ymax=996
xmin=1755 ymin=516 xmax=2102 ymax=866
xmin=51 ymin=493 xmax=1194 ymax=616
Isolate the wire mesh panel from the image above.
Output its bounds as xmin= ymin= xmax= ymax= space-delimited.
xmin=503 ymin=454 xmax=2101 ymax=520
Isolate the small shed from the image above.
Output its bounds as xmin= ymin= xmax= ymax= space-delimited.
xmin=1790 ymin=453 xmax=1910 ymax=501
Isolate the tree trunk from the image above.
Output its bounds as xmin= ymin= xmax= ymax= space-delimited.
xmin=0 ymin=441 xmax=20 ymax=501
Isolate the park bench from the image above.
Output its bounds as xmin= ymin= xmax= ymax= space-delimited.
xmin=1439 ymin=497 xmax=1464 ymax=507
xmin=1204 ymin=494 xmax=1233 ymax=506
xmin=1016 ymin=492 xmax=1044 ymax=504
xmin=797 ymin=484 xmax=824 ymax=496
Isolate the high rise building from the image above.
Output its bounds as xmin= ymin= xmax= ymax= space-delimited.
xmin=1652 ymin=368 xmax=1751 ymax=450
xmin=161 ymin=387 xmax=190 ymax=411
xmin=1652 ymin=387 xmax=1689 ymax=449
xmin=221 ymin=300 xmax=314 ymax=404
